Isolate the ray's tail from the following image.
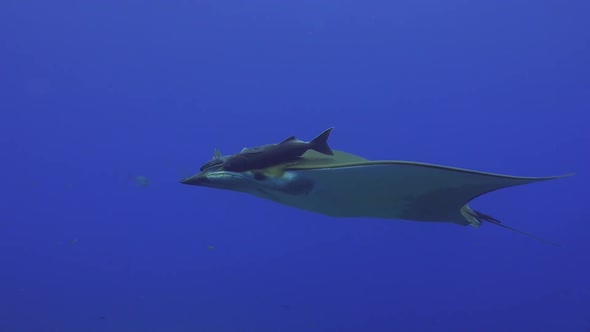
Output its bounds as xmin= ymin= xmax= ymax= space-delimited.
xmin=460 ymin=205 xmax=561 ymax=247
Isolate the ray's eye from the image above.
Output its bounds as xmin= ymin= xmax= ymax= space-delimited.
xmin=253 ymin=172 xmax=267 ymax=181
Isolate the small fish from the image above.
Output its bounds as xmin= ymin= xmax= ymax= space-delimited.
xmin=130 ymin=175 xmax=150 ymax=187
xmin=220 ymin=128 xmax=334 ymax=172
xmin=199 ymin=148 xmax=227 ymax=171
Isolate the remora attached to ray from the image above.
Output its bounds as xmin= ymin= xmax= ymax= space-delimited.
xmin=181 ymin=128 xmax=573 ymax=245
xmin=220 ymin=127 xmax=334 ymax=172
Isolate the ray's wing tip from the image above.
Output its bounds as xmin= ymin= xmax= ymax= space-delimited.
xmin=538 ymin=172 xmax=575 ymax=180
xmin=549 ymin=172 xmax=576 ymax=180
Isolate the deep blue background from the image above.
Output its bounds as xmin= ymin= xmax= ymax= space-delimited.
xmin=1 ymin=0 xmax=589 ymax=331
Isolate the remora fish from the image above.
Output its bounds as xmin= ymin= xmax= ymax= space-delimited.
xmin=220 ymin=128 xmax=334 ymax=172
xmin=198 ymin=148 xmax=226 ymax=171
xmin=181 ymin=128 xmax=573 ymax=246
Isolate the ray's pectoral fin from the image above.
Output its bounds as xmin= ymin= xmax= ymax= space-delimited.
xmin=460 ymin=205 xmax=561 ymax=247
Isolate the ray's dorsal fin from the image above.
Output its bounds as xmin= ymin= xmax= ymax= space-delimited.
xmin=461 ymin=205 xmax=562 ymax=247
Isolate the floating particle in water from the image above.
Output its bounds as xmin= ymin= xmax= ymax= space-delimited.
xmin=130 ymin=175 xmax=150 ymax=187
xmin=207 ymin=245 xmax=215 ymax=250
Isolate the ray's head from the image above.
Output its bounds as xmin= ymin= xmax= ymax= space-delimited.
xmin=180 ymin=164 xmax=314 ymax=197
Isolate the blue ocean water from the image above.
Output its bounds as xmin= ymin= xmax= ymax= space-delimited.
xmin=1 ymin=0 xmax=589 ymax=331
